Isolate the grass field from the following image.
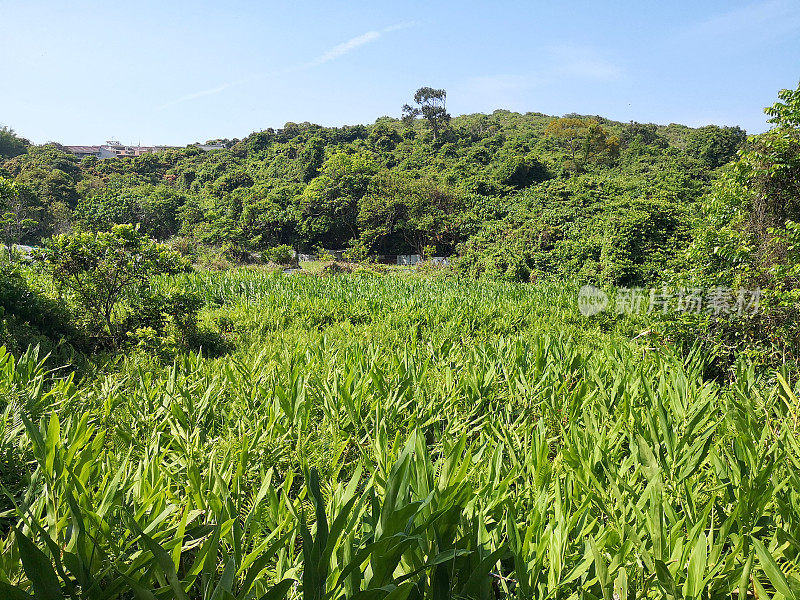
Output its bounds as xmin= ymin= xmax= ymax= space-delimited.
xmin=1 ymin=269 xmax=799 ymax=599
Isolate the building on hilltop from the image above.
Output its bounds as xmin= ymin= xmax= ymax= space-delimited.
xmin=63 ymin=140 xmax=224 ymax=159
xmin=64 ymin=145 xmax=102 ymax=159
xmin=63 ymin=141 xmax=177 ymax=159
xmin=194 ymin=143 xmax=226 ymax=152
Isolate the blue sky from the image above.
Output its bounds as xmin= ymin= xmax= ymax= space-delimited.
xmin=1 ymin=0 xmax=799 ymax=145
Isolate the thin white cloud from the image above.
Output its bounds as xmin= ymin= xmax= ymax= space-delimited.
xmin=310 ymin=22 xmax=414 ymax=64
xmin=156 ymin=82 xmax=237 ymax=110
xmin=310 ymin=30 xmax=381 ymax=66
xmin=157 ymin=23 xmax=415 ymax=110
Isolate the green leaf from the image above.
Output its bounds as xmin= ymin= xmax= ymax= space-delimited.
xmin=384 ymin=581 xmax=417 ymax=600
xmin=395 ymin=549 xmax=471 ymax=584
xmin=257 ymin=578 xmax=295 ymax=600
xmin=124 ymin=511 xmax=190 ymax=600
xmin=461 ymin=548 xmax=509 ymax=596
xmin=655 ymin=560 xmax=678 ymax=599
xmin=684 ymin=531 xmax=707 ymax=599
xmin=752 ymin=537 xmax=796 ymax=600
xmin=590 ymin=537 xmax=611 ymax=600
xmin=738 ymin=552 xmax=754 ymax=600
xmin=18 ymin=412 xmax=45 ymax=465
xmin=14 ymin=527 xmax=63 ymax=600
xmin=0 ymin=580 xmax=34 ymax=600
xmin=117 ymin=574 xmax=159 ymax=600
xmin=239 ymin=533 xmax=291 ymax=594
xmin=44 ymin=413 xmax=60 ymax=477
xmin=432 ymin=563 xmax=450 ymax=600
xmin=172 ymin=505 xmax=189 ymax=573
xmin=210 ymin=557 xmax=236 ymax=600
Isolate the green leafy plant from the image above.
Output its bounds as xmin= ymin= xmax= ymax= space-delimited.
xmin=39 ymin=224 xmax=191 ymax=346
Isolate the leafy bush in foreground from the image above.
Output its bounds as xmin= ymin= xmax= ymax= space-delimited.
xmin=39 ymin=224 xmax=193 ymax=348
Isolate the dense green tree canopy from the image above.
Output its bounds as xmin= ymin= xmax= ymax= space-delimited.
xmin=0 ymin=126 xmax=29 ymax=160
xmin=1 ymin=99 xmax=752 ymax=281
xmin=0 ymin=176 xmax=41 ymax=257
xmin=684 ymin=80 xmax=800 ymax=362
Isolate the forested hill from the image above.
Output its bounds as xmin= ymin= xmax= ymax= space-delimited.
xmin=0 ymin=109 xmax=746 ymax=284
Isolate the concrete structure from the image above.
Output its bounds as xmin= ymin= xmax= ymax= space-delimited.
xmin=2 ymin=244 xmax=37 ymax=261
xmin=194 ymin=143 xmax=226 ymax=152
xmin=64 ymin=140 xmax=223 ymax=159
xmin=98 ymin=142 xmax=175 ymax=159
xmin=64 ymin=145 xmax=103 ymax=159
xmin=397 ymin=254 xmax=421 ymax=266
xmin=297 ymin=249 xmax=348 ymax=261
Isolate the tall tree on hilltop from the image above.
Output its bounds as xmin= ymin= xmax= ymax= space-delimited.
xmin=402 ymin=87 xmax=451 ymax=140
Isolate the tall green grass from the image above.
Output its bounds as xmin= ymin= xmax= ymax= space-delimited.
xmin=152 ymin=269 xmax=625 ymax=348
xmin=0 ymin=270 xmax=798 ymax=598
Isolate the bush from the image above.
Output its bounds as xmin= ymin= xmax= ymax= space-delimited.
xmin=221 ymin=241 xmax=251 ymax=263
xmin=40 ymin=224 xmax=191 ymax=347
xmin=263 ymin=243 xmax=296 ymax=265
xmin=0 ymin=261 xmax=78 ymax=354
xmin=125 ymin=287 xmax=204 ymax=355
xmin=682 ymin=82 xmax=800 ymax=367
xmin=0 ymin=262 xmax=37 ymax=320
xmin=342 ymin=239 xmax=371 ymax=263
xmin=314 ymin=246 xmax=336 ymax=262
xmin=168 ymin=235 xmax=198 ymax=259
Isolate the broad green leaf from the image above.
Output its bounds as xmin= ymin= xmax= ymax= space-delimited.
xmin=15 ymin=527 xmax=63 ymax=600
xmin=752 ymin=537 xmax=796 ymax=600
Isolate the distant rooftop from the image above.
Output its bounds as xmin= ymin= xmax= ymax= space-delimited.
xmin=65 ymin=145 xmax=101 ymax=154
xmin=63 ymin=141 xmax=225 ymax=159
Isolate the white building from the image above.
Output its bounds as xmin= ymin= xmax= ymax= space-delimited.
xmin=64 ymin=140 xmax=221 ymax=159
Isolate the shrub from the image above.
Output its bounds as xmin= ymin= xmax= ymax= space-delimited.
xmin=263 ymin=243 xmax=296 ymax=265
xmin=40 ymin=224 xmax=191 ymax=347
xmin=683 ymin=82 xmax=800 ymax=366
xmin=0 ymin=261 xmax=77 ymax=353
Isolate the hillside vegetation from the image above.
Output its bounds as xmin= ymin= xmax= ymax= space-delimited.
xmin=0 ymin=83 xmax=799 ymax=598
xmin=1 ymin=102 xmax=745 ymax=284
